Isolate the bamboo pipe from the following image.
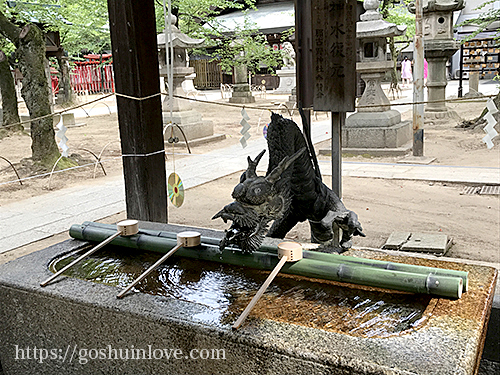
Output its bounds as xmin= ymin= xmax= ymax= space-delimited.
xmin=233 ymin=241 xmax=303 ymax=330
xmin=117 ymin=231 xmax=201 ymax=299
xmin=79 ymin=221 xmax=469 ymax=292
xmin=69 ymin=224 xmax=463 ymax=298
xmin=41 ymin=220 xmax=139 ymax=287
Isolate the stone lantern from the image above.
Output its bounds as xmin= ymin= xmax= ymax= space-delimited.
xmin=409 ymin=0 xmax=465 ymax=120
xmin=157 ymin=16 xmax=214 ymax=142
xmin=343 ymin=0 xmax=411 ymax=152
xmin=228 ymin=40 xmax=255 ymax=104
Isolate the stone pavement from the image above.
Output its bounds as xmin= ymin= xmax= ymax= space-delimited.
xmin=1 ymin=115 xmax=499 ymax=254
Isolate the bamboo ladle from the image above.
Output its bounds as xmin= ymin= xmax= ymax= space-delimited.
xmin=117 ymin=231 xmax=201 ymax=299
xmin=41 ymin=219 xmax=139 ymax=287
xmin=232 ymin=241 xmax=303 ymax=330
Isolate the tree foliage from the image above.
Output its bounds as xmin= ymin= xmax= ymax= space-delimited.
xmin=57 ymin=0 xmax=110 ymax=55
xmin=1 ymin=0 xmax=110 ymax=56
xmin=380 ymin=0 xmax=415 ymax=91
xmin=152 ymin=1 xmax=284 ymax=74
xmin=458 ymin=0 xmax=500 ymax=42
xmin=210 ymin=15 xmax=282 ymax=74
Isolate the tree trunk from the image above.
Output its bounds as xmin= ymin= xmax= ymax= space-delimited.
xmin=56 ymin=56 xmax=74 ymax=105
xmin=0 ymin=11 xmax=61 ymax=167
xmin=0 ymin=50 xmax=22 ymax=130
xmin=16 ymin=25 xmax=60 ymax=166
xmin=388 ymin=37 xmax=399 ymax=91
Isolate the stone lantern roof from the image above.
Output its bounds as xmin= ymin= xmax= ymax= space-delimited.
xmin=408 ymin=0 xmax=465 ymax=13
xmin=357 ymin=0 xmax=407 ymax=39
xmin=157 ymin=15 xmax=205 ymax=49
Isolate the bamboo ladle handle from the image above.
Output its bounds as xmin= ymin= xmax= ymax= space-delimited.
xmin=41 ymin=220 xmax=139 ymax=287
xmin=116 ymin=231 xmax=201 ymax=299
xmin=232 ymin=241 xmax=303 ymax=330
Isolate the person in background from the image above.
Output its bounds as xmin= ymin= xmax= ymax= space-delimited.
xmin=401 ymin=56 xmax=413 ymax=88
xmin=424 ymin=58 xmax=428 ymax=85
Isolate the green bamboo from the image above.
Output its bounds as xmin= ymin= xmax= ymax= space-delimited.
xmin=81 ymin=221 xmax=469 ymax=292
xmin=69 ymin=223 xmax=463 ymax=298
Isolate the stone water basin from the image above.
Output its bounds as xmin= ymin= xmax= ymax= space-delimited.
xmin=0 ymin=222 xmax=496 ymax=375
xmin=50 ymin=246 xmax=433 ymax=338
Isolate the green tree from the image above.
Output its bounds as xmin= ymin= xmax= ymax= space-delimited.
xmin=0 ymin=37 xmax=22 ymax=132
xmin=0 ymin=5 xmax=62 ymax=168
xmin=212 ymin=15 xmax=283 ymax=75
xmin=459 ymin=0 xmax=500 ymax=41
xmin=57 ymin=0 xmax=110 ymax=56
xmin=154 ymin=1 xmax=284 ymax=78
xmin=380 ymin=0 xmax=415 ymax=94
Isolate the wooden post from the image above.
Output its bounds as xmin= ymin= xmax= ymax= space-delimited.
xmin=311 ymin=0 xmax=356 ymax=248
xmin=458 ymin=44 xmax=464 ymax=98
xmin=331 ymin=111 xmax=343 ymax=246
xmin=330 ymin=113 xmax=343 ymax=198
xmin=107 ymin=0 xmax=168 ymax=222
xmin=412 ymin=0 xmax=425 ymax=157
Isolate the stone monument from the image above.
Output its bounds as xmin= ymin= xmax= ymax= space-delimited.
xmin=343 ymin=0 xmax=411 ymax=153
xmin=409 ymin=0 xmax=465 ymax=121
xmin=229 ymin=64 xmax=255 ymax=104
xmin=274 ymin=42 xmax=296 ymax=95
xmin=157 ymin=16 xmax=216 ymax=143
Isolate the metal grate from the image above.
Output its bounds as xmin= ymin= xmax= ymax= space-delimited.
xmin=461 ymin=186 xmax=481 ymax=195
xmin=480 ymin=185 xmax=500 ymax=195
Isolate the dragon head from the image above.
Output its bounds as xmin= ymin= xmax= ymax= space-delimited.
xmin=212 ymin=148 xmax=306 ymax=253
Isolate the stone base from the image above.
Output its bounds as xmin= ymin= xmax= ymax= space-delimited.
xmin=228 ymin=95 xmax=256 ymax=104
xmin=229 ymin=83 xmax=255 ymax=104
xmin=274 ymin=68 xmax=296 ymax=94
xmin=163 ymin=110 xmax=214 ymax=141
xmin=342 ymin=121 xmax=412 ymax=149
xmin=464 ymin=90 xmax=483 ymax=98
xmin=319 ymin=143 xmax=412 ymax=157
xmin=0 ymin=223 xmax=496 ymax=375
xmin=424 ymin=109 xmax=460 ymax=122
xmin=169 ymin=133 xmax=226 ymax=148
xmin=346 ymin=110 xmax=402 ymax=128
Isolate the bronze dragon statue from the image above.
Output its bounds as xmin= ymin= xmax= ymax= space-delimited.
xmin=212 ymin=112 xmax=365 ymax=253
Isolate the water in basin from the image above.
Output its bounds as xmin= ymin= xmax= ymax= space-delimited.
xmin=50 ymin=245 xmax=432 ymax=337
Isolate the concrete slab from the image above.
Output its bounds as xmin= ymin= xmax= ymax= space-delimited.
xmin=398 ymin=156 xmax=437 ymax=165
xmin=319 ymin=143 xmax=412 ymax=157
xmin=402 ymin=233 xmax=450 ymax=254
xmin=383 ymin=232 xmax=412 ymax=250
xmin=383 ymin=232 xmax=450 ymax=255
xmin=172 ymin=133 xmax=226 ymax=147
xmin=0 ymin=230 xmax=52 ymax=254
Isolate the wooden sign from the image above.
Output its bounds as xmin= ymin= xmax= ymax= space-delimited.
xmin=312 ymin=0 xmax=356 ymax=112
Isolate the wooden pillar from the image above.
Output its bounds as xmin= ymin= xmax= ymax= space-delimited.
xmin=107 ymin=0 xmax=168 ymax=222
xmin=331 ymin=112 xmax=343 ymax=199
xmin=331 ymin=111 xmax=344 ymax=246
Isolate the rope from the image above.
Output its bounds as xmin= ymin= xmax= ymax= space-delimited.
xmin=2 ymin=93 xmax=114 ymax=130
xmin=121 ymin=149 xmax=165 ymax=158
xmin=115 ymin=92 xmax=162 ymax=101
xmin=1 ymin=82 xmax=496 ymax=187
xmin=0 ymin=156 xmax=122 ymax=187
xmin=3 ymin=89 xmax=495 ymax=132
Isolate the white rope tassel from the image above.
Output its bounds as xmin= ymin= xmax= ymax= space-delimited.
xmin=482 ymin=98 xmax=499 ymax=149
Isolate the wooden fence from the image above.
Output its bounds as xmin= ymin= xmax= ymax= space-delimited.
xmin=189 ymin=59 xmax=221 ymax=89
xmin=70 ymin=64 xmax=115 ymax=94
